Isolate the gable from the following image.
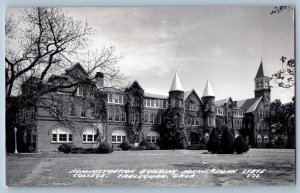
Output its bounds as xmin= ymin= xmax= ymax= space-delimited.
xmin=65 ymin=62 xmax=88 ymax=79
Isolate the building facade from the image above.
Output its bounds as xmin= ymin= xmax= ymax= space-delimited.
xmin=15 ymin=61 xmax=271 ymax=152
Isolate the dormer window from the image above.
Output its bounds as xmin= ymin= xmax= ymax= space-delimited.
xmin=77 ymin=85 xmax=83 ymax=96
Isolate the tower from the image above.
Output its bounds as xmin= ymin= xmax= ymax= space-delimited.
xmin=169 ymin=72 xmax=184 ymax=110
xmin=254 ymin=60 xmax=271 ymax=104
xmin=202 ymin=80 xmax=216 ymax=129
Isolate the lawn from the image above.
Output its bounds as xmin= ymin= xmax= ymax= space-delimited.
xmin=6 ymin=149 xmax=295 ymax=187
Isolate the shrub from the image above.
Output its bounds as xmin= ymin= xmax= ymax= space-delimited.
xmin=129 ymin=146 xmax=145 ymax=151
xmin=220 ymin=126 xmax=235 ymax=154
xmin=118 ymin=141 xmax=131 ymax=151
xmin=139 ymin=140 xmax=160 ymax=150
xmin=187 ymin=144 xmax=207 ymax=150
xmin=274 ymin=137 xmax=286 ymax=148
xmin=58 ymin=144 xmax=74 ymax=153
xmin=207 ymin=128 xmax=220 ymax=153
xmin=265 ymin=142 xmax=275 ymax=148
xmin=95 ymin=142 xmax=113 ymax=154
xmin=234 ymin=136 xmax=249 ymax=154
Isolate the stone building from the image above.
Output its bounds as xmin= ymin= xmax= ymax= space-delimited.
xmin=13 ymin=61 xmax=271 ymax=152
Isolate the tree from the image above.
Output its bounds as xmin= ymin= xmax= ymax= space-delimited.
xmin=268 ymin=98 xmax=295 ymax=148
xmin=207 ymin=128 xmax=220 ymax=154
xmin=234 ymin=136 xmax=249 ymax=154
xmin=220 ymin=126 xmax=235 ymax=154
xmin=270 ymin=6 xmax=295 ymax=89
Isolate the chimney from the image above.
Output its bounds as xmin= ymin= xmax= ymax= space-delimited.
xmin=95 ymin=72 xmax=104 ymax=88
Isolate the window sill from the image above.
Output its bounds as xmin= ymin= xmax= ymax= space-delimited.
xmin=51 ymin=142 xmax=73 ymax=144
xmin=82 ymin=142 xmax=97 ymax=144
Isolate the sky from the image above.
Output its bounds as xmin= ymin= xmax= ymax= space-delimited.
xmin=7 ymin=6 xmax=295 ymax=103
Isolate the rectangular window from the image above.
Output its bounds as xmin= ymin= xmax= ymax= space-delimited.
xmin=83 ymin=135 xmax=86 ymax=142
xmin=135 ymin=113 xmax=139 ymax=123
xmin=108 ymin=111 xmax=113 ymax=121
xmin=122 ymin=136 xmax=125 ymax=142
xmin=59 ymin=134 xmax=67 ymax=142
xmin=163 ymin=101 xmax=167 ymax=108
xmin=156 ymin=115 xmax=161 ymax=124
xmin=117 ymin=136 xmax=121 ymax=143
xmin=119 ymin=95 xmax=122 ymax=104
xmin=70 ymin=104 xmax=76 ymax=117
xmin=112 ymin=136 xmax=116 ymax=143
xmin=52 ymin=134 xmax=57 ymax=142
xmin=146 ymin=98 xmax=150 ymax=107
xmin=77 ymin=86 xmax=83 ymax=96
xmin=108 ymin=94 xmax=113 ymax=103
xmin=68 ymin=134 xmax=72 ymax=142
xmin=147 ymin=136 xmax=151 ymax=143
xmin=81 ymin=106 xmax=86 ymax=118
xmin=144 ymin=113 xmax=149 ymax=123
xmin=94 ymin=135 xmax=97 ymax=141
xmin=151 ymin=99 xmax=154 ymax=107
xmin=87 ymin=135 xmax=93 ymax=142
xmin=155 ymin=99 xmax=160 ymax=108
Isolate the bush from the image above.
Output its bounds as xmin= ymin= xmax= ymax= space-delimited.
xmin=186 ymin=144 xmax=207 ymax=150
xmin=58 ymin=144 xmax=74 ymax=153
xmin=129 ymin=146 xmax=146 ymax=151
xmin=95 ymin=142 xmax=113 ymax=154
xmin=118 ymin=141 xmax=131 ymax=151
xmin=139 ymin=140 xmax=160 ymax=150
xmin=234 ymin=136 xmax=249 ymax=154
xmin=207 ymin=128 xmax=220 ymax=153
xmin=220 ymin=126 xmax=235 ymax=154
xmin=265 ymin=142 xmax=275 ymax=148
xmin=71 ymin=147 xmax=96 ymax=154
xmin=274 ymin=137 xmax=286 ymax=148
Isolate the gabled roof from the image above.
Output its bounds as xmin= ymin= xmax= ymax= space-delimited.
xmin=127 ymin=80 xmax=144 ymax=91
xmin=215 ymin=97 xmax=231 ymax=106
xmin=184 ymin=89 xmax=203 ymax=103
xmin=65 ymin=62 xmax=88 ymax=78
xmin=202 ymin=80 xmax=214 ymax=97
xmin=236 ymin=96 xmax=263 ymax=113
xmin=169 ymin=72 xmax=184 ymax=92
xmin=144 ymin=92 xmax=168 ymax=99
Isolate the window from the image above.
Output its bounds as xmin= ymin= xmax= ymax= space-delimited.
xmin=151 ymin=99 xmax=154 ymax=107
xmin=51 ymin=127 xmax=73 ymax=143
xmin=134 ymin=113 xmax=139 ymax=123
xmin=208 ymin=117 xmax=215 ymax=126
xmin=147 ymin=131 xmax=160 ymax=143
xmin=191 ymin=118 xmax=195 ymax=126
xmin=196 ymin=119 xmax=199 ymax=126
xmin=108 ymin=94 xmax=113 ymax=103
xmin=205 ymin=132 xmax=210 ymax=142
xmin=146 ymin=98 xmax=151 ymax=107
xmin=91 ymin=103 xmax=96 ymax=116
xmin=121 ymin=112 xmax=126 ymax=122
xmin=264 ymin=135 xmax=269 ymax=143
xmin=163 ymin=100 xmax=167 ymax=108
xmin=77 ymin=85 xmax=83 ymax=96
xmin=80 ymin=105 xmax=86 ymax=118
xmin=171 ymin=99 xmax=175 ymax=107
xmin=112 ymin=130 xmax=126 ymax=143
xmin=70 ymin=103 xmax=76 ymax=117
xmin=115 ymin=111 xmax=120 ymax=122
xmin=108 ymin=110 xmax=113 ymax=121
xmin=257 ymin=134 xmax=262 ymax=143
xmin=144 ymin=112 xmax=149 ymax=123
xmin=156 ymin=114 xmax=161 ymax=124
xmin=119 ymin=95 xmax=123 ymax=104
xmin=114 ymin=94 xmax=119 ymax=103
xmin=82 ymin=128 xmax=97 ymax=143
xmin=133 ymin=97 xmax=139 ymax=106
xmin=150 ymin=113 xmax=155 ymax=124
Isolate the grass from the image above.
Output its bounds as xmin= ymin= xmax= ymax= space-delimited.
xmin=6 ymin=149 xmax=295 ymax=187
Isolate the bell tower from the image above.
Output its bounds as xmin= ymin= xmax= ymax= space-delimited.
xmin=254 ymin=59 xmax=271 ymax=104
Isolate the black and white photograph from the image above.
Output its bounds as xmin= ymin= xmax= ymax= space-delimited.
xmin=5 ymin=6 xmax=295 ymax=187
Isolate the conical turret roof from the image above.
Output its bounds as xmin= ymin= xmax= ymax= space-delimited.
xmin=169 ymin=72 xmax=183 ymax=92
xmin=202 ymin=80 xmax=215 ymax=97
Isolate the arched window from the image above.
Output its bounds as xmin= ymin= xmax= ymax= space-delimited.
xmin=115 ymin=110 xmax=120 ymax=122
xmin=70 ymin=103 xmax=76 ymax=117
xmin=51 ymin=127 xmax=73 ymax=143
xmin=257 ymin=134 xmax=262 ymax=143
xmin=82 ymin=127 xmax=98 ymax=143
xmin=147 ymin=131 xmax=160 ymax=143
xmin=80 ymin=105 xmax=86 ymax=118
xmin=156 ymin=114 xmax=161 ymax=124
xmin=144 ymin=112 xmax=149 ymax=123
xmin=112 ymin=129 xmax=126 ymax=143
xmin=150 ymin=113 xmax=155 ymax=124
xmin=108 ymin=110 xmax=113 ymax=121
xmin=205 ymin=132 xmax=210 ymax=142
xmin=121 ymin=112 xmax=126 ymax=122
xmin=264 ymin=135 xmax=269 ymax=143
